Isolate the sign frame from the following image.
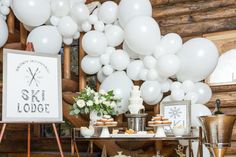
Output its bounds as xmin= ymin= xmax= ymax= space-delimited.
xmin=2 ymin=49 xmax=63 ymax=123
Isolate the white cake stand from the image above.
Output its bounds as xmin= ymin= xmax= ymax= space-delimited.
xmin=94 ymin=125 xmax=117 ymax=137
xmin=149 ymin=124 xmax=171 ymax=137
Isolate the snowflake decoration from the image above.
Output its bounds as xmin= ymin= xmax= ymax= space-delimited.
xmin=168 ymin=107 xmax=182 ymax=119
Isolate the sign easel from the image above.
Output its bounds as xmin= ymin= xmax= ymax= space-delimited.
xmin=0 ymin=43 xmax=64 ymax=157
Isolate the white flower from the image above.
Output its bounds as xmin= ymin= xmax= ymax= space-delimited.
xmin=99 ymin=97 xmax=106 ymax=103
xmin=110 ymin=101 xmax=116 ymax=108
xmin=94 ymin=96 xmax=99 ymax=104
xmin=99 ymin=90 xmax=106 ymax=95
xmin=103 ymin=101 xmax=110 ymax=106
xmin=77 ymin=99 xmax=86 ymax=108
xmin=86 ymin=100 xmax=93 ymax=106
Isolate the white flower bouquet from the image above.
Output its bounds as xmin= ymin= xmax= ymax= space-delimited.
xmin=70 ymin=86 xmax=120 ymax=116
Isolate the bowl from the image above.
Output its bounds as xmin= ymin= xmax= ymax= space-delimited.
xmin=173 ymin=127 xmax=186 ymax=137
xmin=80 ymin=126 xmax=95 ymax=138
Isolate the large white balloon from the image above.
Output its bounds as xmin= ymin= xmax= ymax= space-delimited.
xmin=122 ymin=42 xmax=139 ymax=59
xmin=70 ymin=3 xmax=89 ymax=23
xmin=27 ymin=26 xmax=62 ymax=54
xmin=0 ymin=17 xmax=8 ymax=47
xmin=125 ymin=16 xmax=161 ymax=56
xmin=105 ymin=25 xmax=124 ymax=47
xmin=157 ymin=54 xmax=180 ymax=77
xmin=171 ymin=88 xmax=184 ymax=101
xmin=182 ymin=80 xmax=194 ymax=93
xmin=191 ymin=82 xmax=212 ymax=104
xmin=98 ymin=1 xmax=118 ymax=24
xmin=82 ymin=31 xmax=107 ymax=56
xmin=140 ymin=81 xmax=162 ymax=102
xmin=57 ymin=16 xmax=78 ymax=38
xmin=110 ymin=50 xmax=130 ymax=71
xmin=12 ymin=0 xmax=51 ymax=26
xmin=100 ymin=71 xmax=134 ymax=114
xmin=177 ymin=38 xmax=219 ymax=82
xmin=145 ymin=93 xmax=163 ymax=105
xmin=161 ymin=33 xmax=182 ymax=54
xmin=191 ymin=104 xmax=211 ymax=127
xmin=51 ymin=0 xmax=70 ymax=17
xmin=118 ymin=0 xmax=152 ymax=27
xmin=184 ymin=91 xmax=199 ymax=104
xmin=81 ymin=55 xmax=102 ymax=75
xmin=126 ymin=60 xmax=144 ymax=80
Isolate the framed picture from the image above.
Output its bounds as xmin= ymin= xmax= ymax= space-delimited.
xmin=203 ymin=30 xmax=236 ymax=86
xmin=160 ymin=100 xmax=191 ymax=135
xmin=2 ymin=49 xmax=63 ymax=123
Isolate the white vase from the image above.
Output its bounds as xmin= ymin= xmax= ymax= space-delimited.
xmin=89 ymin=110 xmax=103 ymax=124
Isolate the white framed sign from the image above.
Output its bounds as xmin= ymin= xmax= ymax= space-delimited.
xmin=160 ymin=100 xmax=191 ymax=134
xmin=2 ymin=49 xmax=63 ymax=123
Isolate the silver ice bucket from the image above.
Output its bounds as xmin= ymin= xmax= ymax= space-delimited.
xmin=125 ymin=113 xmax=147 ymax=131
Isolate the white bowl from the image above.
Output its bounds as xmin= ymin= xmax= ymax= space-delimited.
xmin=80 ymin=126 xmax=95 ymax=138
xmin=173 ymin=127 xmax=186 ymax=137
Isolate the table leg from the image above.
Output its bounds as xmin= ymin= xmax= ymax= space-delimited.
xmin=71 ymin=138 xmax=75 ymax=155
xmin=74 ymin=141 xmax=80 ymax=157
xmin=27 ymin=124 xmax=31 ymax=157
xmin=188 ymin=139 xmax=192 ymax=157
xmin=0 ymin=124 xmax=6 ymax=143
xmin=52 ymin=123 xmax=64 ymax=157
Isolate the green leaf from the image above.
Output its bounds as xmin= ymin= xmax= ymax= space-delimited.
xmin=74 ymin=109 xmax=80 ymax=114
xmin=69 ymin=111 xmax=75 ymax=115
xmin=84 ymin=107 xmax=89 ymax=114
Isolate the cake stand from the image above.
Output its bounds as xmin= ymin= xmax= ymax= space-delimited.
xmin=149 ymin=124 xmax=171 ymax=137
xmin=94 ymin=125 xmax=117 ymax=137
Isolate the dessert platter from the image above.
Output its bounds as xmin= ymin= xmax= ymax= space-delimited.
xmin=148 ymin=114 xmax=172 ymax=137
xmin=111 ymin=129 xmax=155 ymax=138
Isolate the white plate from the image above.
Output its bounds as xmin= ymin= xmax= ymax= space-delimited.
xmin=111 ymin=134 xmax=155 ymax=138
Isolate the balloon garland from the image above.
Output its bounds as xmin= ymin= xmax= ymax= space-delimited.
xmin=1 ymin=0 xmax=216 ymax=116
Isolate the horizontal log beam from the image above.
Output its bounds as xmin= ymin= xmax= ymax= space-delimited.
xmin=208 ymin=91 xmax=236 ymax=108
xmin=160 ymin=16 xmax=236 ymax=37
xmin=153 ymin=0 xmax=236 ymax=18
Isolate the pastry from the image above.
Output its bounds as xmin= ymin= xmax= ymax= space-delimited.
xmin=95 ymin=122 xmax=104 ymax=126
xmin=125 ymin=129 xmax=135 ymax=134
xmin=154 ymin=121 xmax=162 ymax=124
xmin=152 ymin=117 xmax=162 ymax=121
xmin=148 ymin=121 xmax=155 ymax=125
xmin=162 ymin=121 xmax=172 ymax=124
xmin=107 ymin=118 xmax=114 ymax=122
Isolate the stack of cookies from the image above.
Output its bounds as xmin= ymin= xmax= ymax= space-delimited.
xmin=94 ymin=115 xmax=118 ymax=126
xmin=148 ymin=114 xmax=172 ymax=126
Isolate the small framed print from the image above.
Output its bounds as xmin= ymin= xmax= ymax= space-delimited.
xmin=160 ymin=100 xmax=191 ymax=135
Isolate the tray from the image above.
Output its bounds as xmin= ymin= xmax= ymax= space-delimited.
xmin=111 ymin=133 xmax=155 ymax=138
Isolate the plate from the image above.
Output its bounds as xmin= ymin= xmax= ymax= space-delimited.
xmin=111 ymin=134 xmax=155 ymax=138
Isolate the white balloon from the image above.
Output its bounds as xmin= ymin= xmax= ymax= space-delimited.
xmin=170 ymin=81 xmax=182 ymax=92
xmin=191 ymin=82 xmax=212 ymax=104
xmin=147 ymin=69 xmax=159 ymax=81
xmin=161 ymin=33 xmax=182 ymax=54
xmin=27 ymin=26 xmax=62 ymax=54
xmin=0 ymin=5 xmax=10 ymax=15
xmin=182 ymin=80 xmax=194 ymax=93
xmin=81 ymin=21 xmax=92 ymax=32
xmin=0 ymin=17 xmax=8 ymax=47
xmin=100 ymin=71 xmax=134 ymax=114
xmin=63 ymin=37 xmax=73 ymax=45
xmin=125 ymin=16 xmax=161 ymax=55
xmin=140 ymin=81 xmax=161 ymax=102
xmin=177 ymin=38 xmax=219 ymax=82
xmin=157 ymin=54 xmax=180 ymax=77
xmin=184 ymin=91 xmax=199 ymax=104
xmin=97 ymin=69 xmax=107 ymax=83
xmin=2 ymin=0 xmax=11 ymax=7
xmin=94 ymin=21 xmax=105 ymax=32
xmin=98 ymin=1 xmax=118 ymax=24
xmin=161 ymin=95 xmax=173 ymax=102
xmin=145 ymin=93 xmax=163 ymax=105
xmin=105 ymin=25 xmax=124 ymax=47
xmin=126 ymin=60 xmax=144 ymax=80
xmin=73 ymin=32 xmax=81 ymax=39
xmin=139 ymin=68 xmax=149 ymax=81
xmin=69 ymin=0 xmax=86 ymax=7
xmin=12 ymin=0 xmax=51 ymax=26
xmin=186 ymin=141 xmax=210 ymax=157
xmin=105 ymin=46 xmax=115 ymax=54
xmin=102 ymin=65 xmax=114 ymax=76
xmin=191 ymin=104 xmax=211 ymax=127
xmin=171 ymin=88 xmax=185 ymax=101
xmin=88 ymin=14 xmax=98 ymax=25
xmin=81 ymin=55 xmax=102 ymax=75
xmin=50 ymin=16 xmax=60 ymax=26
xmin=51 ymin=0 xmax=70 ymax=17
xmin=153 ymin=43 xmax=167 ymax=59
xmin=110 ymin=50 xmax=130 ymax=71
xmin=143 ymin=56 xmax=157 ymax=69
xmin=57 ymin=16 xmax=78 ymax=38
xmin=100 ymin=53 xmax=110 ymax=65
xmin=23 ymin=24 xmax=36 ymax=32
xmin=122 ymin=41 xmax=139 ymax=59
xmin=82 ymin=31 xmax=107 ymax=56
xmin=118 ymin=0 xmax=152 ymax=27
xmin=161 ymin=79 xmax=172 ymax=93
xmin=70 ymin=3 xmax=89 ymax=23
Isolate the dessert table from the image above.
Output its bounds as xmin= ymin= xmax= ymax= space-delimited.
xmin=71 ymin=127 xmax=203 ymax=157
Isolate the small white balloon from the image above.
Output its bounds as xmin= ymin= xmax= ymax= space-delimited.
xmin=81 ymin=21 xmax=92 ymax=32
xmin=191 ymin=82 xmax=212 ymax=104
xmin=100 ymin=53 xmax=110 ymax=65
xmin=161 ymin=95 xmax=173 ymax=102
xmin=171 ymin=88 xmax=185 ymax=101
xmin=88 ymin=14 xmax=98 ymax=24
xmin=139 ymin=68 xmax=149 ymax=81
xmin=0 ymin=16 xmax=8 ymax=47
xmin=105 ymin=46 xmax=115 ymax=54
xmin=184 ymin=91 xmax=199 ymax=104
xmin=82 ymin=31 xmax=107 ymax=56
xmin=73 ymin=32 xmax=81 ymax=39
xmin=94 ymin=21 xmax=105 ymax=32
xmin=143 ymin=56 xmax=157 ymax=69
xmin=102 ymin=65 xmax=114 ymax=76
xmin=81 ymin=55 xmax=102 ymax=75
xmin=140 ymin=81 xmax=161 ymax=102
xmin=98 ymin=1 xmax=118 ymax=24
xmin=50 ymin=16 xmax=60 ymax=26
xmin=170 ymin=81 xmax=182 ymax=91
xmin=51 ymin=0 xmax=70 ymax=17
xmin=70 ymin=3 xmax=89 ymax=23
xmin=105 ymin=25 xmax=124 ymax=47
xmin=57 ymin=16 xmax=78 ymax=38
xmin=0 ymin=5 xmax=10 ymax=15
xmin=23 ymin=24 xmax=36 ymax=32
xmin=161 ymin=79 xmax=172 ymax=93
xmin=63 ymin=38 xmax=73 ymax=45
xmin=122 ymin=41 xmax=139 ymax=59
xmin=97 ymin=69 xmax=107 ymax=83
xmin=147 ymin=69 xmax=159 ymax=81
xmin=161 ymin=33 xmax=182 ymax=54
xmin=110 ymin=49 xmax=130 ymax=71
xmin=2 ymin=0 xmax=11 ymax=7
xmin=153 ymin=44 xmax=166 ymax=59
xmin=182 ymin=80 xmax=194 ymax=93
xmin=126 ymin=60 xmax=144 ymax=80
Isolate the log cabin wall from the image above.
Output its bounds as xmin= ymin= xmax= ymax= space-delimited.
xmin=2 ymin=0 xmax=236 ymax=156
